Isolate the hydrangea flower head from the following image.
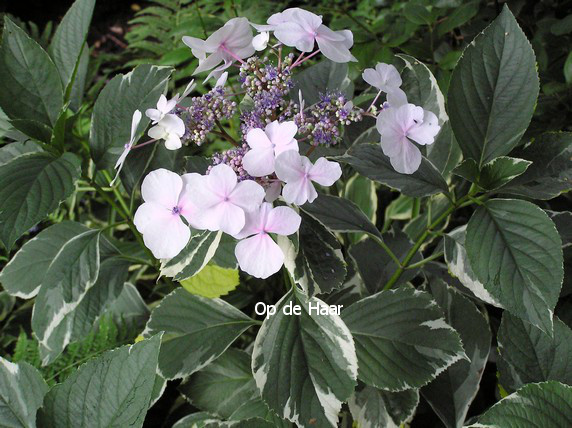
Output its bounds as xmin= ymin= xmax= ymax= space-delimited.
xmin=234 ymin=202 xmax=301 ymax=278
xmin=275 ymin=150 xmax=342 ymax=204
xmin=133 ymin=169 xmax=204 ymax=259
xmin=376 ymin=103 xmax=440 ymax=174
xmin=243 ymin=120 xmax=299 ymax=177
xmin=189 ymin=164 xmax=265 ymax=235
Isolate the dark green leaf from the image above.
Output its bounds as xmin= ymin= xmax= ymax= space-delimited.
xmin=144 ymin=288 xmax=255 ymax=379
xmin=37 ymin=335 xmax=162 ymax=428
xmin=478 ymin=156 xmax=531 ymax=190
xmin=336 ymin=144 xmax=449 ymax=197
xmin=342 ymin=287 xmax=466 ymax=391
xmin=348 ymin=386 xmax=419 ymax=428
xmin=291 ymin=60 xmax=353 ymax=105
xmin=466 ymin=199 xmax=563 ymax=334
xmin=0 ymin=152 xmax=81 ymax=249
xmin=448 ymin=6 xmax=539 ymax=166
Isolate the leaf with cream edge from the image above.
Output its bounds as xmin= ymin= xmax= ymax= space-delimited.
xmin=465 ymin=199 xmax=563 ymax=334
xmin=31 ymin=229 xmax=101 ymax=364
xmin=251 ymin=288 xmax=358 ymax=428
xmin=447 ymin=6 xmax=539 ymax=166
xmin=181 ymin=264 xmax=239 ymax=298
xmin=421 ymin=279 xmax=492 ymax=428
xmin=341 ymin=287 xmax=467 ymax=391
xmin=144 ymin=288 xmax=256 ymax=380
xmin=444 ymin=226 xmax=504 ymax=308
xmin=348 ymin=386 xmax=419 ymax=428
xmin=37 ymin=335 xmax=162 ymax=428
xmin=0 ymin=357 xmax=49 ymax=428
xmin=160 ymin=230 xmax=222 ymax=281
xmin=468 ymin=381 xmax=572 ymax=427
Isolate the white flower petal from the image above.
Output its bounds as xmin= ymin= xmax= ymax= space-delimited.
xmin=390 ymin=140 xmax=422 ymax=175
xmin=207 ymin=164 xmax=238 ymax=197
xmin=242 ymin=147 xmax=276 ymax=177
xmin=164 ymin=134 xmax=182 ymax=150
xmin=209 ymin=201 xmax=246 ymax=235
xmin=275 ymin=150 xmax=305 ymax=183
xmin=235 ymin=233 xmax=284 ymax=279
xmin=265 ymin=206 xmax=301 ymax=236
xmin=141 ymin=169 xmax=183 ymax=208
xmin=253 ymin=32 xmax=269 ymax=51
xmin=229 ymin=179 xmax=265 ymax=212
xmin=282 ymin=177 xmax=317 ymax=205
xmin=246 ymin=128 xmax=273 ymax=150
xmin=309 ymin=157 xmax=342 ymax=186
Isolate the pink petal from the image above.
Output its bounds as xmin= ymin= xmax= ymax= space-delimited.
xmin=193 ymin=52 xmax=223 ymax=75
xmin=265 ymin=206 xmax=301 ymax=236
xmin=275 ymin=150 xmax=305 ymax=183
xmin=207 ymin=164 xmax=238 ymax=198
xmin=390 ymin=140 xmax=422 ymax=175
xmin=282 ymin=177 xmax=317 ymax=205
xmin=134 ymin=202 xmax=190 ymax=259
xmin=235 ymin=233 xmax=284 ymax=279
xmin=207 ymin=202 xmax=246 ymax=235
xmin=242 ymin=147 xmax=276 ymax=177
xmin=179 ymin=173 xmax=208 ymax=230
xmin=266 ymin=121 xmax=298 ymax=155
xmin=316 ymin=30 xmax=355 ymax=63
xmin=228 ymin=179 xmax=265 ymax=212
xmin=141 ymin=169 xmax=182 ymax=208
xmin=234 ymin=202 xmax=271 ymax=239
xmin=246 ymin=128 xmax=272 ymax=150
xmin=309 ymin=157 xmax=342 ymax=186
xmin=386 ymin=88 xmax=408 ymax=108
xmin=265 ymin=181 xmax=282 ymax=203
xmin=408 ymin=110 xmax=440 ymax=146
xmin=274 ymin=22 xmax=315 ymax=51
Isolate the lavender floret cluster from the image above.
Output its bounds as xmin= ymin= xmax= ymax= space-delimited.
xmin=208 ymin=143 xmax=252 ymax=181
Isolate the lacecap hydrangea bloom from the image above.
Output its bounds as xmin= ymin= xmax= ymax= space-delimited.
xmin=114 ymin=9 xmax=440 ymax=279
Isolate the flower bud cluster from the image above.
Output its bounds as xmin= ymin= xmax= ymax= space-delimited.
xmin=208 ymin=143 xmax=253 ymax=182
xmin=182 ymin=87 xmax=237 ymax=146
xmin=296 ymin=91 xmax=363 ymax=146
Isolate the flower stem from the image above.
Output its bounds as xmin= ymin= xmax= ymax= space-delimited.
xmin=290 ymin=50 xmax=321 ymax=69
xmin=382 ymin=194 xmax=472 ymax=291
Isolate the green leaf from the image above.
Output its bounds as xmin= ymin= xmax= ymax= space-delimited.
xmin=426 ymin=122 xmax=462 ymax=176
xmin=350 ymin=228 xmax=421 ymax=294
xmin=179 ymin=348 xmax=259 ymax=419
xmin=447 ymin=5 xmax=539 ymax=166
xmin=498 ymin=312 xmax=572 ymax=391
xmin=0 ymin=222 xmax=90 ymax=298
xmin=348 ymin=386 xmax=419 ymax=428
xmin=0 ymin=141 xmax=42 ymax=166
xmin=144 ymin=288 xmax=255 ymax=379
xmin=444 ymin=226 xmax=504 ymax=307
xmin=564 ymin=51 xmax=572 ymax=84
xmin=0 ymin=152 xmax=81 ymax=249
xmin=89 ymin=64 xmax=172 ymax=168
xmin=0 ymin=18 xmax=63 ymax=132
xmin=37 ymin=335 xmax=162 ymax=428
xmin=385 ymin=195 xmax=414 ymax=221
xmin=0 ymin=357 xmax=48 ymax=428
xmin=336 ymin=144 xmax=449 ymax=197
xmin=469 ymin=382 xmax=572 ymax=427
xmin=49 ymin=0 xmax=96 ymax=91
xmin=291 ymin=59 xmax=353 ymax=105
xmin=421 ymin=280 xmax=492 ymax=428
xmin=252 ymin=288 xmax=357 ymax=427
xmin=31 ymin=229 xmax=101 ymax=364
xmin=403 ymin=4 xmax=432 ymax=26
xmin=452 ymin=158 xmax=479 ymax=183
xmin=499 ymin=132 xmax=572 ymax=200
xmin=341 ymin=287 xmax=466 ymax=391
xmin=436 ymin=1 xmax=480 ymax=37
xmin=478 ymin=156 xmax=531 ymax=190
xmin=161 ymin=230 xmax=222 ymax=281
xmin=280 ymin=213 xmax=346 ymax=297
xmin=343 ymin=174 xmax=378 ymax=244
xmin=466 ymin=199 xmax=563 ymax=334
xmin=301 ymin=194 xmax=381 ymax=239
xmin=397 ymin=54 xmax=447 ymax=124
xmin=181 ymin=264 xmax=240 ymax=298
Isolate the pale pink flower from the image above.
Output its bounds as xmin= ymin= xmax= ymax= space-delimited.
xmin=242 ymin=121 xmax=299 ymax=177
xmin=182 ymin=18 xmax=254 ymax=81
xmin=134 ymin=169 xmax=205 ymax=259
xmin=112 ymin=110 xmax=142 ymax=185
xmin=274 ymin=150 xmax=342 ymax=205
xmin=258 ymin=8 xmax=356 ymax=63
xmin=376 ymin=103 xmax=440 ymax=174
xmin=188 ymin=164 xmax=265 ymax=235
xmin=234 ymin=203 xmax=301 ymax=278
xmin=148 ymin=114 xmax=185 ymax=150
xmin=362 ymin=63 xmax=402 ymax=93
